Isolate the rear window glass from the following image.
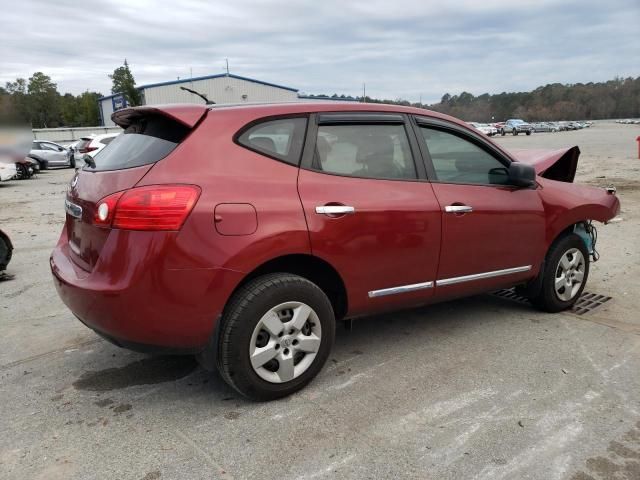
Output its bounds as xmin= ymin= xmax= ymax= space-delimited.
xmin=86 ymin=115 xmax=189 ymax=172
xmin=100 ymin=136 xmax=116 ymax=146
xmin=237 ymin=117 xmax=307 ymax=165
xmin=76 ymin=139 xmax=91 ymax=150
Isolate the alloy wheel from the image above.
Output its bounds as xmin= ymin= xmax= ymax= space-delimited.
xmin=249 ymin=301 xmax=322 ymax=384
xmin=554 ymin=247 xmax=585 ymax=301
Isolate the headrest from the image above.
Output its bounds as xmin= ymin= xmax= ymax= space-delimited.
xmin=251 ymin=136 xmax=277 ymax=153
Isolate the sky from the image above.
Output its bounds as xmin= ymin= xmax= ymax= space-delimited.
xmin=1 ymin=0 xmax=639 ymax=103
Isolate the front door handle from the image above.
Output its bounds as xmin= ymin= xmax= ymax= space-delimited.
xmin=445 ymin=205 xmax=473 ymax=214
xmin=315 ymin=205 xmax=355 ymax=215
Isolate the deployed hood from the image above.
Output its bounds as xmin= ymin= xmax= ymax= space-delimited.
xmin=509 ymin=146 xmax=580 ymax=182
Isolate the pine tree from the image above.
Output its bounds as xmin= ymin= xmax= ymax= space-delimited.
xmin=108 ymin=59 xmax=141 ymax=106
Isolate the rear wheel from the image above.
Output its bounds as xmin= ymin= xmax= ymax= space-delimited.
xmin=217 ymin=273 xmax=335 ymax=400
xmin=530 ymin=233 xmax=589 ymax=312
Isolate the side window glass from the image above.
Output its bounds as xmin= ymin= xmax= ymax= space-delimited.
xmin=313 ymin=124 xmax=417 ymax=180
xmin=238 ymin=117 xmax=307 ymax=165
xmin=420 ymin=127 xmax=510 ymax=185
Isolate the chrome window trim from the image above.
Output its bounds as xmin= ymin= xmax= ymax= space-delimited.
xmin=368 ymin=281 xmax=434 ymax=298
xmin=436 ymin=265 xmax=532 ymax=287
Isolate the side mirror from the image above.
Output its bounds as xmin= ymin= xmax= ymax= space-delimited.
xmin=508 ymin=162 xmax=536 ymax=188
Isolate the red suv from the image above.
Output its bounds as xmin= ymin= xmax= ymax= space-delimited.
xmin=51 ymin=103 xmax=619 ymax=400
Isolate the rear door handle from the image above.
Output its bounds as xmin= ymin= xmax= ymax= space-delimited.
xmin=315 ymin=205 xmax=355 ymax=215
xmin=445 ymin=205 xmax=473 ymax=214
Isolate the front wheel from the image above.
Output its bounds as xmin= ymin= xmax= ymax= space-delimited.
xmin=500 ymin=129 xmax=505 ymax=136
xmin=15 ymin=163 xmax=28 ymax=180
xmin=217 ymin=273 xmax=335 ymax=400
xmin=512 ymin=128 xmax=518 ymax=136
xmin=530 ymin=233 xmax=589 ymax=312
xmin=526 ymin=130 xmax=532 ymax=136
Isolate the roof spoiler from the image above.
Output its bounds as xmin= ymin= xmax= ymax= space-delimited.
xmin=112 ymin=104 xmax=208 ymax=129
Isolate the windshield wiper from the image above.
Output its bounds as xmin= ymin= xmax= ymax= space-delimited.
xmin=83 ymin=154 xmax=96 ymax=169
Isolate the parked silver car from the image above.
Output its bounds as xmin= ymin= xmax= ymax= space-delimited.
xmin=532 ymin=122 xmax=552 ymax=133
xmin=29 ymin=141 xmax=73 ymax=169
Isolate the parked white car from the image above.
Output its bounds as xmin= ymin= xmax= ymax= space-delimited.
xmin=73 ymin=133 xmax=120 ymax=167
xmin=76 ymin=133 xmax=119 ymax=157
xmin=467 ymin=122 xmax=498 ymax=136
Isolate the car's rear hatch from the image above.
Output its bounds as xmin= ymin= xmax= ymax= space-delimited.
xmin=64 ymin=104 xmax=207 ymax=271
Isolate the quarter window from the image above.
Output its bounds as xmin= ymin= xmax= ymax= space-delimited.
xmin=420 ymin=127 xmax=510 ymax=185
xmin=238 ymin=117 xmax=307 ymax=165
xmin=313 ymin=124 xmax=417 ymax=180
xmin=41 ymin=142 xmax=60 ymax=151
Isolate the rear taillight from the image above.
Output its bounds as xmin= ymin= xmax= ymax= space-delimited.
xmin=94 ymin=185 xmax=200 ymax=231
xmin=79 ymin=146 xmax=97 ymax=153
xmin=93 ymin=191 xmax=124 ymax=227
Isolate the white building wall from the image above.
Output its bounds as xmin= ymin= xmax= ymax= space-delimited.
xmin=142 ymin=76 xmax=298 ymax=105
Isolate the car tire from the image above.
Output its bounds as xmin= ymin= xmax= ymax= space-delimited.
xmin=526 ymin=130 xmax=532 ymax=136
xmin=500 ymin=129 xmax=505 ymax=136
xmin=530 ymin=233 xmax=589 ymax=313
xmin=15 ymin=163 xmax=28 ymax=180
xmin=0 ymin=233 xmax=12 ymax=271
xmin=217 ymin=273 xmax=335 ymax=401
xmin=512 ymin=128 xmax=518 ymax=136
xmin=70 ymin=156 xmax=76 ymax=169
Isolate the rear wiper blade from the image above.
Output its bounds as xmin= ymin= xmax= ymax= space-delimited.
xmin=83 ymin=154 xmax=96 ymax=169
xmin=179 ymin=86 xmax=215 ymax=105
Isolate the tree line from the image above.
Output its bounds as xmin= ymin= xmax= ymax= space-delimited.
xmin=0 ymin=60 xmax=140 ymax=128
xmin=311 ymin=76 xmax=640 ymax=122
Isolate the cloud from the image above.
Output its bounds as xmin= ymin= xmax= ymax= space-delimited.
xmin=1 ymin=0 xmax=638 ymax=102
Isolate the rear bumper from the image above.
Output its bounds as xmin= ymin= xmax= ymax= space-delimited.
xmin=50 ymin=227 xmax=244 ymax=350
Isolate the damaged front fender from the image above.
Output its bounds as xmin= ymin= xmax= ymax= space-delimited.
xmin=539 ymin=178 xmax=620 ymax=245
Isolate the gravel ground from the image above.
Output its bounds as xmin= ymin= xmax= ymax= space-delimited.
xmin=1 ymin=121 xmax=639 ymax=480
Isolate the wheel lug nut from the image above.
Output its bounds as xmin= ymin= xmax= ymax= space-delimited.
xmin=275 ymin=344 xmax=280 ymax=350
xmin=283 ymin=348 xmax=290 ymax=355
xmin=289 ymin=329 xmax=295 ymax=334
xmin=292 ymin=339 xmax=298 ymax=345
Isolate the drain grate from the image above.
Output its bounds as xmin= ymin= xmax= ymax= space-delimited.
xmin=492 ymin=288 xmax=529 ymax=304
xmin=571 ymin=292 xmax=613 ymax=315
xmin=491 ymin=289 xmax=612 ymax=315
